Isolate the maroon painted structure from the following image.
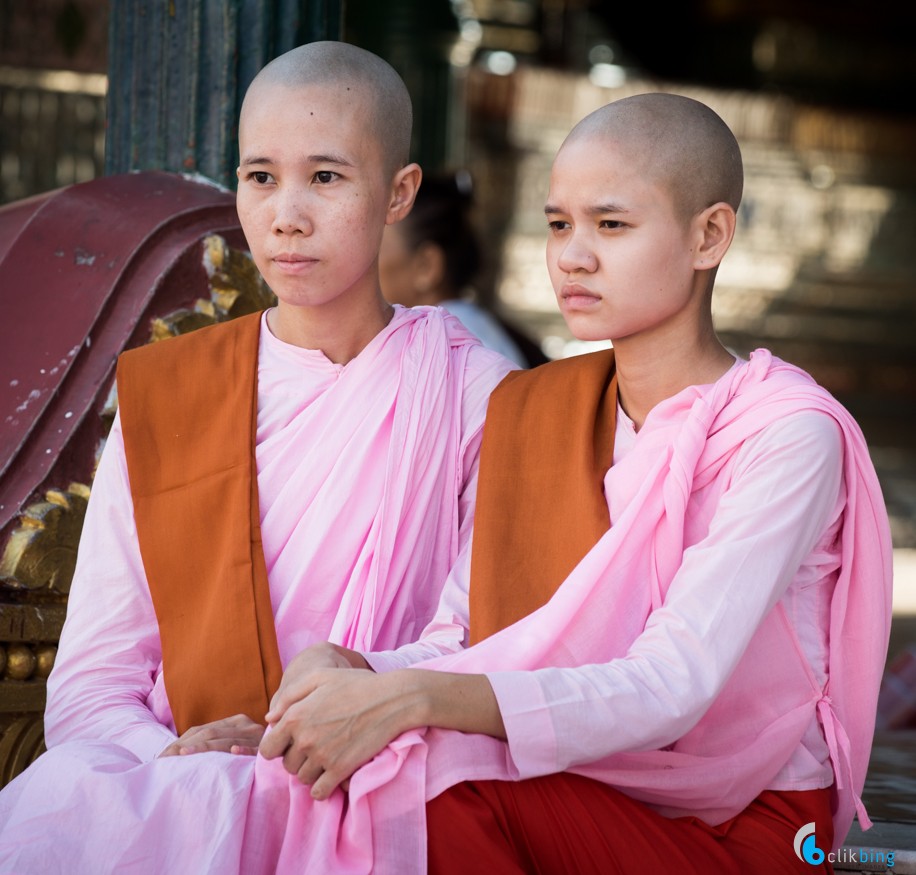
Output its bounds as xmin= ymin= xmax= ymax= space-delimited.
xmin=0 ymin=171 xmax=247 ymax=541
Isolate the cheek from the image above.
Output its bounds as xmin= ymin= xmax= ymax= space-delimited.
xmin=236 ymin=196 xmax=267 ymax=239
xmin=545 ymin=240 xmax=563 ymax=286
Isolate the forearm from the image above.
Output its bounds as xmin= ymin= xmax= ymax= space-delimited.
xmin=261 ymin=665 xmax=506 ymax=798
xmin=397 ymin=669 xmax=506 ymax=740
xmin=45 ymin=664 xmax=176 ymax=760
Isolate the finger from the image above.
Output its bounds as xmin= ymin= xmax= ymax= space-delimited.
xmin=258 ymin=725 xmax=291 ymax=760
xmin=178 ymin=735 xmax=261 ymax=756
xmin=282 ymin=744 xmax=310 ymax=777
xmin=267 ymin=670 xmax=332 ymax=722
xmin=230 ymin=744 xmax=258 ymax=756
xmin=310 ymin=768 xmax=344 ymax=800
xmin=297 ymin=760 xmax=326 ymax=788
xmin=266 ymin=679 xmax=313 ymax=723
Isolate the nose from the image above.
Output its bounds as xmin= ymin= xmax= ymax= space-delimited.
xmin=271 ymin=187 xmax=313 ymax=236
xmin=556 ymin=230 xmax=597 ymax=274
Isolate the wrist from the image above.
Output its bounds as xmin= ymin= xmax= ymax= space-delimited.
xmin=386 ymin=670 xmax=436 ymax=733
xmin=329 ymin=643 xmax=371 ymax=671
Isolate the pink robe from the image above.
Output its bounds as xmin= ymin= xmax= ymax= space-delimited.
xmin=0 ymin=350 xmax=891 ymax=875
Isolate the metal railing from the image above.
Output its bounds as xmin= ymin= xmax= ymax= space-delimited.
xmin=0 ymin=66 xmax=106 ymax=205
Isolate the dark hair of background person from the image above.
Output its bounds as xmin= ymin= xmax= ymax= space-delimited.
xmin=399 ymin=171 xmax=481 ymax=298
xmin=400 ymin=170 xmax=549 ymax=367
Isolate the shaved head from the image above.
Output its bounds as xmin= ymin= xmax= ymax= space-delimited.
xmin=242 ymin=41 xmax=412 ymax=175
xmin=564 ymin=93 xmax=743 ymax=219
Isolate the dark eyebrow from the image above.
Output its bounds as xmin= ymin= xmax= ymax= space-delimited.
xmin=306 ymin=153 xmax=354 ymax=167
xmin=544 ymin=203 xmax=631 ymax=216
xmin=586 ymin=203 xmax=630 ymax=216
xmin=238 ymin=153 xmax=355 ymax=167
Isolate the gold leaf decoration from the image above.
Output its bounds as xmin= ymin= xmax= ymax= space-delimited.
xmin=0 ymin=484 xmax=90 ymax=594
xmin=150 ymin=235 xmax=276 ymax=342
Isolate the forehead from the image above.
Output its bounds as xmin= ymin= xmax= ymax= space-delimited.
xmin=239 ymin=79 xmax=380 ymax=157
xmin=547 ymin=134 xmax=670 ymax=210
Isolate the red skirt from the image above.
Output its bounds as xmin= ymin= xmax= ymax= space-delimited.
xmin=427 ymin=773 xmax=834 ymax=875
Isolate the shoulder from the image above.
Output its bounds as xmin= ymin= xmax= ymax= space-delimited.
xmin=734 ymin=408 xmax=844 ymax=478
xmin=404 ymin=304 xmax=517 ymax=382
xmin=459 ymin=340 xmax=520 ymax=416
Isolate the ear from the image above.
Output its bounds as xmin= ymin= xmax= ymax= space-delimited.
xmin=691 ymin=202 xmax=736 ymax=271
xmin=386 ymin=163 xmax=423 ymax=225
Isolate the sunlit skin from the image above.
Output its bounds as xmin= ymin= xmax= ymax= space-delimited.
xmin=546 ymin=133 xmax=737 ymax=428
xmin=235 ymin=79 xmax=421 ymax=364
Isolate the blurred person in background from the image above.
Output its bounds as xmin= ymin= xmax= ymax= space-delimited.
xmin=379 ymin=170 xmax=548 ymax=369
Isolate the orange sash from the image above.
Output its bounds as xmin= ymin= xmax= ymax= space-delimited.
xmin=116 ymin=313 xmax=281 ymax=734
xmin=468 ymin=350 xmax=617 ymax=643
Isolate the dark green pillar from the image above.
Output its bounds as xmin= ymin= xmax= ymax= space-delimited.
xmin=345 ymin=0 xmax=462 ymax=172
xmin=105 ymin=0 xmax=344 ymax=188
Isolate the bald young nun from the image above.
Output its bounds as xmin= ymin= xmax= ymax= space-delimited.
xmin=0 ymin=41 xmax=516 ymax=874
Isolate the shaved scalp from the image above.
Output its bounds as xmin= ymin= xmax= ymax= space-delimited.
xmin=242 ymin=41 xmax=412 ymax=174
xmin=566 ymin=93 xmax=743 ymax=218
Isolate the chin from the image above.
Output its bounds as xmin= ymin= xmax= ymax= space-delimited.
xmin=562 ymin=316 xmax=614 ymax=344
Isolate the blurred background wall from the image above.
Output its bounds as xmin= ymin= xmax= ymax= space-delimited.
xmin=1 ymin=0 xmax=914 ymax=553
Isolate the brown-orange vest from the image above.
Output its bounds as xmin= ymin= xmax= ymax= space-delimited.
xmin=469 ymin=349 xmax=617 ymax=643
xmin=116 ymin=313 xmax=282 ymax=734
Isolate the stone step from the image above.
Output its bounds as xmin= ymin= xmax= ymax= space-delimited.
xmin=834 ymin=731 xmax=916 ymax=873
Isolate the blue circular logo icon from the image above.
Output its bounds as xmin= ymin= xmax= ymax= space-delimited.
xmin=793 ymin=822 xmax=825 ymax=865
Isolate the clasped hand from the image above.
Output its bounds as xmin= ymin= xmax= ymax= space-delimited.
xmin=258 ymin=643 xmax=423 ymax=799
xmin=158 ymin=642 xmax=503 ymax=799
xmin=159 ymin=713 xmax=266 ymax=757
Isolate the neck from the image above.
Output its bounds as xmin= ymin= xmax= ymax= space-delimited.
xmin=268 ymin=292 xmax=394 ymax=365
xmin=613 ymin=319 xmax=735 ymax=431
